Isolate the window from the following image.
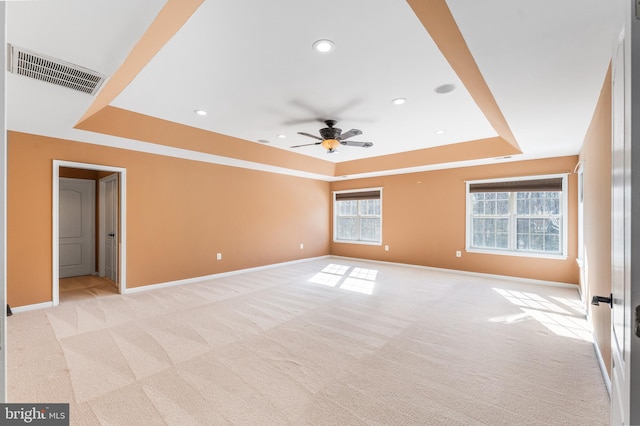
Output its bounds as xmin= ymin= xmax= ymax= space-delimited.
xmin=466 ymin=175 xmax=567 ymax=257
xmin=334 ymin=188 xmax=382 ymax=244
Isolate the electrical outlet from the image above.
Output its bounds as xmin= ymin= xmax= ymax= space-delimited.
xmin=384 ymin=245 xmax=389 ymax=251
xmin=300 ymin=243 xmax=304 ymax=249
xmin=216 ymin=253 xmax=222 ymax=260
xmin=456 ymin=251 xmax=461 ymax=257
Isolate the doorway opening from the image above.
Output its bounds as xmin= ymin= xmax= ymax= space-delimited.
xmin=52 ymin=160 xmax=127 ymax=306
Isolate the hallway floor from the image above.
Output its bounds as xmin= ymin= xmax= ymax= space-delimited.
xmin=59 ymin=275 xmax=118 ymax=303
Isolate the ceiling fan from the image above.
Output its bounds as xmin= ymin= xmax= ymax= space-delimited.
xmin=290 ymin=120 xmax=373 ymax=153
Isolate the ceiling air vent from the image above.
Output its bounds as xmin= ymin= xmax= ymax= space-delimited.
xmin=7 ymin=44 xmax=106 ymax=95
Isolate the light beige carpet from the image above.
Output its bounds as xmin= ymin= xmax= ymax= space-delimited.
xmin=8 ymin=257 xmax=610 ymax=425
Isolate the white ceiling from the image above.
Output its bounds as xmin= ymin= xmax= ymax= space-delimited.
xmin=6 ymin=0 xmax=620 ymax=180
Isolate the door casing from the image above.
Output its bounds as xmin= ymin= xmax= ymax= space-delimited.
xmin=52 ymin=161 xmax=127 ymax=305
xmin=1 ymin=2 xmax=8 ymax=403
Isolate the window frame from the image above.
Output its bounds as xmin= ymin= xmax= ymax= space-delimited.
xmin=465 ymin=174 xmax=568 ymax=259
xmin=333 ymin=187 xmax=383 ymax=245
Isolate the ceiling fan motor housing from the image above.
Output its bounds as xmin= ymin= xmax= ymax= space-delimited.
xmin=320 ymin=126 xmax=341 ymax=140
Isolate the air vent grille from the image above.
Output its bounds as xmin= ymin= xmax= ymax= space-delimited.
xmin=8 ymin=44 xmax=105 ymax=95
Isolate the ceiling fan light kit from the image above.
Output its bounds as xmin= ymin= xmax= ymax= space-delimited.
xmin=291 ymin=120 xmax=373 ymax=153
xmin=321 ymin=139 xmax=340 ymax=152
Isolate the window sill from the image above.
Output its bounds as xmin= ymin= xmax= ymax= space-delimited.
xmin=466 ymin=248 xmax=567 ymax=260
xmin=333 ymin=239 xmax=382 ymax=246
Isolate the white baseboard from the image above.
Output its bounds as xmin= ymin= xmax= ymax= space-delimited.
xmin=124 ymin=255 xmax=331 ymax=294
xmin=592 ymin=331 xmax=612 ymax=398
xmin=9 ymin=301 xmax=54 ymax=313
xmin=330 ymin=255 xmax=578 ymax=289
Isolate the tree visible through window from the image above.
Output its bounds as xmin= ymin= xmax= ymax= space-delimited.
xmin=334 ymin=189 xmax=382 ymax=244
xmin=468 ymin=176 xmax=565 ymax=256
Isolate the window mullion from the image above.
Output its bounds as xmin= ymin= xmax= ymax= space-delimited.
xmin=509 ymin=192 xmax=516 ymax=251
xmin=356 ymin=200 xmax=361 ymax=239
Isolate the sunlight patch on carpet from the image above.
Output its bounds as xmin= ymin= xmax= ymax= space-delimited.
xmin=491 ymin=287 xmax=591 ymax=342
xmin=309 ymin=272 xmax=343 ymax=287
xmin=308 ymin=264 xmax=377 ymax=295
xmin=341 ymin=278 xmax=375 ymax=295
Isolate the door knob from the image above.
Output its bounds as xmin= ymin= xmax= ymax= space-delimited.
xmin=108 ymin=233 xmax=115 ymax=237
xmin=591 ymin=293 xmax=613 ymax=309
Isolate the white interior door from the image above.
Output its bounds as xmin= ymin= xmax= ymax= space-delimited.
xmin=100 ymin=174 xmax=118 ymax=284
xmin=611 ymin=29 xmax=629 ymax=425
xmin=611 ymin=2 xmax=640 ymax=423
xmin=59 ymin=178 xmax=95 ymax=278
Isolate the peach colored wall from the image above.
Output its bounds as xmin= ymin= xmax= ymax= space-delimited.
xmin=8 ymin=131 xmax=587 ymax=309
xmin=580 ymin=65 xmax=612 ymax=376
xmin=331 ymin=156 xmax=580 ymax=284
xmin=8 ymin=132 xmax=330 ymax=307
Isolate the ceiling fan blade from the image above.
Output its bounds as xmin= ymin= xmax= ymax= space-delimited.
xmin=341 ymin=141 xmax=373 ymax=148
xmin=297 ymin=131 xmax=323 ymax=141
xmin=283 ymin=117 xmax=330 ymax=125
xmin=290 ymin=141 xmax=322 ymax=148
xmin=338 ymin=129 xmax=363 ymax=140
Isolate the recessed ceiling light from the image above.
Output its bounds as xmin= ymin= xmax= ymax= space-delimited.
xmin=434 ymin=84 xmax=456 ymax=94
xmin=391 ymin=98 xmax=406 ymax=105
xmin=277 ymin=134 xmax=286 ymax=139
xmin=194 ymin=109 xmax=207 ymax=116
xmin=434 ymin=129 xmax=446 ymax=135
xmin=257 ymin=139 xmax=270 ymax=144
xmin=312 ymin=39 xmax=335 ymax=53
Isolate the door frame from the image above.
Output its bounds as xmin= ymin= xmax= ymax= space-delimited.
xmin=1 ymin=2 xmax=7 ymax=403
xmin=52 ymin=160 xmax=127 ymax=305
